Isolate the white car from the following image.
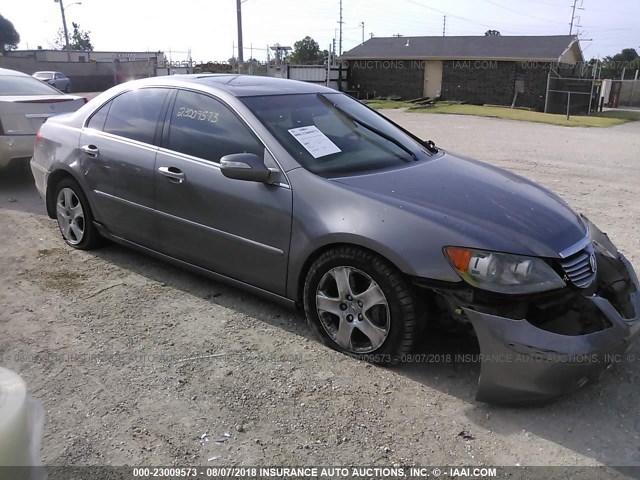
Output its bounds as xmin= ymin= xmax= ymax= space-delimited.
xmin=0 ymin=367 xmax=44 ymax=477
xmin=0 ymin=68 xmax=86 ymax=168
xmin=33 ymin=70 xmax=71 ymax=92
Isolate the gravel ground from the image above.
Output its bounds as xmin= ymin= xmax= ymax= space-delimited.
xmin=1 ymin=111 xmax=639 ymax=471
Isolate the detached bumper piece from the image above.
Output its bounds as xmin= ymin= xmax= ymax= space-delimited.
xmin=467 ymin=251 xmax=639 ymax=404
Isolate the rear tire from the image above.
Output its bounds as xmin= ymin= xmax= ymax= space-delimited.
xmin=53 ymin=178 xmax=101 ymax=250
xmin=303 ymin=246 xmax=416 ymax=365
xmin=64 ymin=84 xmax=70 ymax=93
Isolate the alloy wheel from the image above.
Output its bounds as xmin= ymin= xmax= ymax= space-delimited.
xmin=56 ymin=187 xmax=85 ymax=245
xmin=315 ymin=266 xmax=390 ymax=353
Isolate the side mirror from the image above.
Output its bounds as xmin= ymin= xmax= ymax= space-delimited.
xmin=220 ymin=153 xmax=271 ymax=183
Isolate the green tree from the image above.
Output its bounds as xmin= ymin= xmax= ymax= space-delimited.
xmin=54 ymin=22 xmax=93 ymax=51
xmin=0 ymin=14 xmax=20 ymax=53
xmin=594 ymin=48 xmax=639 ymax=79
xmin=290 ymin=36 xmax=324 ymax=65
xmin=484 ymin=30 xmax=501 ymax=36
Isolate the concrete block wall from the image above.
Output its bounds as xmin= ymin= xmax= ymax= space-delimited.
xmin=1 ymin=56 xmax=155 ymax=92
xmin=441 ymin=60 xmax=516 ymax=106
xmin=347 ymin=59 xmax=425 ymax=100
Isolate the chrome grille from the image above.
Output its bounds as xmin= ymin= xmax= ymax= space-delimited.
xmin=559 ymin=244 xmax=597 ymax=288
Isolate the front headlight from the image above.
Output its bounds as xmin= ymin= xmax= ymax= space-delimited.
xmin=444 ymin=247 xmax=566 ymax=294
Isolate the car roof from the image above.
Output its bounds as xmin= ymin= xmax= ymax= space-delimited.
xmin=158 ymin=74 xmax=337 ymax=97
xmin=0 ymin=68 xmax=30 ymax=77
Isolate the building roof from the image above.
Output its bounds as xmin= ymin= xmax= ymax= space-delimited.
xmin=341 ymin=35 xmax=580 ymax=62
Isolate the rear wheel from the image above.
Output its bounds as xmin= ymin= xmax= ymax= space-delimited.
xmin=303 ymin=246 xmax=416 ymax=364
xmin=64 ymin=84 xmax=70 ymax=93
xmin=54 ymin=178 xmax=100 ymax=249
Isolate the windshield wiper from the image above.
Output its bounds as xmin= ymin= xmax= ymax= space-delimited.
xmin=318 ymin=94 xmax=418 ymax=161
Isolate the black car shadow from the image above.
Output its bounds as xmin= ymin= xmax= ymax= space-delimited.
xmin=86 ymin=242 xmax=313 ymax=341
xmin=390 ymin=326 xmax=482 ymax=402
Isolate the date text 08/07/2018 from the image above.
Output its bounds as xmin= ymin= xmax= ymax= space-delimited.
xmin=131 ymin=466 xmax=498 ymax=478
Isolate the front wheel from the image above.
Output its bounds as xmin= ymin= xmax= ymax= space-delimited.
xmin=54 ymin=178 xmax=101 ymax=250
xmin=303 ymin=246 xmax=416 ymax=364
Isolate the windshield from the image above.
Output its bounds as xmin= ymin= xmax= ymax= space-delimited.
xmin=242 ymin=93 xmax=431 ymax=177
xmin=34 ymin=72 xmax=54 ymax=79
xmin=0 ymin=75 xmax=62 ymax=96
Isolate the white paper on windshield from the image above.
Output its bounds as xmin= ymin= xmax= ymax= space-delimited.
xmin=288 ymin=125 xmax=341 ymax=159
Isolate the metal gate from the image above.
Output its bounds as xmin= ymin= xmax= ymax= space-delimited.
xmin=607 ymin=78 xmax=640 ymax=108
xmin=286 ymin=65 xmax=347 ymax=91
xmin=544 ymin=67 xmax=599 ymax=116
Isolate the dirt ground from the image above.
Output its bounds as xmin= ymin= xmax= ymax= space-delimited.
xmin=1 ymin=111 xmax=639 ymax=471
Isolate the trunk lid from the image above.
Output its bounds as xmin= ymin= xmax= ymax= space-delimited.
xmin=0 ymin=95 xmax=85 ymax=135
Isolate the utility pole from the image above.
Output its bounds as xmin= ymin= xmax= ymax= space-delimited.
xmin=55 ymin=0 xmax=71 ymax=62
xmin=236 ymin=0 xmax=244 ymax=71
xmin=443 ymin=15 xmax=446 ymax=37
xmin=569 ymin=0 xmax=584 ymax=36
xmin=266 ymin=44 xmax=270 ymax=76
xmin=360 ymin=21 xmax=365 ymax=45
xmin=327 ymin=43 xmax=331 ymax=86
xmin=338 ymin=0 xmax=344 ymax=56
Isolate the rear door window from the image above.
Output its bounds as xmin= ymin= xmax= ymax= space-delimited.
xmin=165 ymin=90 xmax=263 ymax=163
xmin=87 ymin=102 xmax=111 ymax=131
xmin=102 ymin=88 xmax=170 ymax=144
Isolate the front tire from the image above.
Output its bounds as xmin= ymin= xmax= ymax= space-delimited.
xmin=54 ymin=178 xmax=100 ymax=250
xmin=303 ymin=246 xmax=416 ymax=364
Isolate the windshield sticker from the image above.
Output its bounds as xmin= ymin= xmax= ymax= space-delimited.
xmin=288 ymin=125 xmax=341 ymax=159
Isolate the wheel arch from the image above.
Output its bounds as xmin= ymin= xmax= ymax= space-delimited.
xmin=293 ymin=241 xmax=411 ymax=307
xmin=45 ymin=167 xmax=86 ymax=219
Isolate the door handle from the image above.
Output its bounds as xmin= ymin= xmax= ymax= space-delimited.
xmin=80 ymin=144 xmax=99 ymax=158
xmin=158 ymin=166 xmax=185 ymax=183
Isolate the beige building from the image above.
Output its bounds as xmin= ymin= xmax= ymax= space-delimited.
xmin=7 ymin=49 xmax=165 ymax=65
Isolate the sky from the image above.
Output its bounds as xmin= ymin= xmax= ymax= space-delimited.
xmin=2 ymin=0 xmax=639 ymax=63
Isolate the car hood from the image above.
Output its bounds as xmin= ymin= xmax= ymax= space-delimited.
xmin=332 ymin=152 xmax=587 ymax=258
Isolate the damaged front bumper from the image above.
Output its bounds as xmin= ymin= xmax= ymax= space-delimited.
xmin=421 ymin=225 xmax=640 ymax=404
xmin=467 ymin=254 xmax=640 ymax=403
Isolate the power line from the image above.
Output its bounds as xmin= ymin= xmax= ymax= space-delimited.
xmin=481 ymin=0 xmax=569 ymax=25
xmin=399 ymin=0 xmax=522 ymax=33
xmin=582 ymin=25 xmax=637 ymax=32
xmin=518 ymin=0 xmax=568 ymax=7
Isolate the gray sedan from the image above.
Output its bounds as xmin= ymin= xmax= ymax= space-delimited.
xmin=32 ymin=71 xmax=72 ymax=93
xmin=30 ymin=75 xmax=640 ymax=404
